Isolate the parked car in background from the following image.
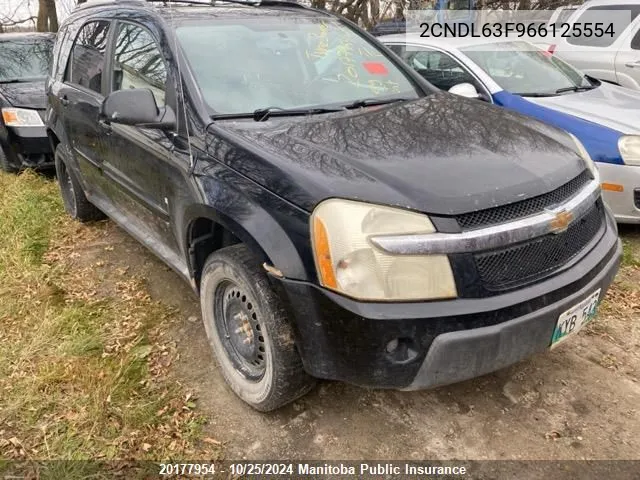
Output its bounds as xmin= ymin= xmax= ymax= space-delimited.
xmin=369 ymin=0 xmax=477 ymax=36
xmin=0 ymin=32 xmax=55 ymax=172
xmin=382 ymin=35 xmax=640 ymax=223
xmin=547 ymin=0 xmax=640 ymax=90
xmin=47 ymin=0 xmax=620 ymax=411
xmin=547 ymin=4 xmax=581 ymax=27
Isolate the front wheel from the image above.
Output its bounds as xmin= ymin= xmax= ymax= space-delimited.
xmin=200 ymin=244 xmax=315 ymax=411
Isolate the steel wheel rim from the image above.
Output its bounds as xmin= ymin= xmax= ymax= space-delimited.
xmin=214 ymin=280 xmax=266 ymax=380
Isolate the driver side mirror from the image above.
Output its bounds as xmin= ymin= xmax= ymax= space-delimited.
xmin=100 ymin=88 xmax=176 ymax=130
xmin=448 ymin=82 xmax=480 ymax=99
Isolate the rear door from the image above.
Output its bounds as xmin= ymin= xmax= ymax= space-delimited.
xmin=59 ymin=19 xmax=112 ymax=198
xmin=614 ymin=19 xmax=640 ymax=88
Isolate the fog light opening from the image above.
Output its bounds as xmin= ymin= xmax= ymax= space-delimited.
xmin=385 ymin=337 xmax=418 ymax=364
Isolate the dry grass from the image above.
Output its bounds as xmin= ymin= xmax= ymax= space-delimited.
xmin=0 ymin=172 xmax=222 ymax=477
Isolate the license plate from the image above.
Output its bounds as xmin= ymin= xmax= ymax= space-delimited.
xmin=550 ymin=289 xmax=601 ymax=348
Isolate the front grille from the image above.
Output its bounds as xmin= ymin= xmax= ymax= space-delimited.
xmin=634 ymin=189 xmax=640 ymax=209
xmin=456 ymin=170 xmax=591 ymax=230
xmin=474 ymin=200 xmax=604 ymax=292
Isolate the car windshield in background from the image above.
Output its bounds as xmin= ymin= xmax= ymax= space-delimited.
xmin=0 ymin=38 xmax=53 ymax=83
xmin=553 ymin=8 xmax=576 ymax=25
xmin=176 ymin=17 xmax=420 ymax=115
xmin=462 ymin=42 xmax=592 ymax=96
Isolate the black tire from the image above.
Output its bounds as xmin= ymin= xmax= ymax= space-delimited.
xmin=200 ymin=244 xmax=315 ymax=411
xmin=0 ymin=145 xmax=18 ymax=173
xmin=55 ymin=146 xmax=105 ymax=222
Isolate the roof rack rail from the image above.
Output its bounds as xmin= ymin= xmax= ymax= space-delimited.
xmin=76 ymin=0 xmax=312 ymax=13
xmin=76 ymin=0 xmax=146 ymax=10
xmin=144 ymin=0 xmax=306 ymax=7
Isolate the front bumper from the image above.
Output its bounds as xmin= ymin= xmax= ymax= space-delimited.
xmin=275 ymin=211 xmax=621 ymax=389
xmin=598 ymin=162 xmax=640 ymax=224
xmin=1 ymin=124 xmax=53 ymax=168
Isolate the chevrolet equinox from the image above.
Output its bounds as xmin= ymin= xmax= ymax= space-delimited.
xmin=46 ymin=0 xmax=622 ymax=410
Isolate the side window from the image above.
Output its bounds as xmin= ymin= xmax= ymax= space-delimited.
xmin=632 ymin=27 xmax=640 ymax=50
xmin=66 ymin=20 xmax=110 ymax=93
xmin=386 ymin=44 xmax=406 ymax=57
xmin=406 ymin=50 xmax=477 ymax=91
xmin=50 ymin=26 xmax=67 ymax=81
xmin=112 ymin=23 xmax=167 ymax=106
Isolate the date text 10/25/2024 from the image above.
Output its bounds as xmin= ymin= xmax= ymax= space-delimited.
xmin=158 ymin=462 xmax=469 ymax=476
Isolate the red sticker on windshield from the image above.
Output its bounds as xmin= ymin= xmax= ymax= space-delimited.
xmin=363 ymin=62 xmax=388 ymax=75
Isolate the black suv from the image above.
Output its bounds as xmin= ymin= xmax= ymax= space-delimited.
xmin=0 ymin=32 xmax=55 ymax=172
xmin=47 ymin=0 xmax=621 ymax=411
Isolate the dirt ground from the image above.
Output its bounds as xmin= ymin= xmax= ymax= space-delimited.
xmin=72 ymin=221 xmax=640 ymax=462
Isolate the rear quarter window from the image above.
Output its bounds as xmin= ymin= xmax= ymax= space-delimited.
xmin=51 ymin=26 xmax=69 ymax=82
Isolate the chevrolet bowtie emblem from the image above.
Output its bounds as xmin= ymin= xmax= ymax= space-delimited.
xmin=549 ymin=209 xmax=574 ymax=234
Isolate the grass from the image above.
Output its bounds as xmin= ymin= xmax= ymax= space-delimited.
xmin=0 ymin=172 xmax=221 ymax=477
xmin=621 ymin=238 xmax=640 ymax=268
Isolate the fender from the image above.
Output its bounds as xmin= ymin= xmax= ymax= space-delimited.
xmin=614 ymin=71 xmax=640 ymax=91
xmin=46 ymin=119 xmax=97 ymax=199
xmin=44 ymin=86 xmax=72 ymax=155
xmin=493 ymin=90 xmax=624 ymax=165
xmin=181 ymin=171 xmax=312 ymax=284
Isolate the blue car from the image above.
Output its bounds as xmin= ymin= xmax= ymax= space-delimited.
xmin=382 ymin=36 xmax=640 ymax=223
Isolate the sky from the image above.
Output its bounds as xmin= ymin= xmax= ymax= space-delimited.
xmin=1 ymin=0 xmax=74 ymax=28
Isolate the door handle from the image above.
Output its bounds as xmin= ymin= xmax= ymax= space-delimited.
xmin=60 ymin=95 xmax=69 ymax=106
xmin=625 ymin=61 xmax=640 ymax=68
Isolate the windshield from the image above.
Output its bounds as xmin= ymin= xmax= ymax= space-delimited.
xmin=176 ymin=17 xmax=420 ymax=115
xmin=462 ymin=41 xmax=592 ymax=96
xmin=0 ymin=38 xmax=53 ymax=83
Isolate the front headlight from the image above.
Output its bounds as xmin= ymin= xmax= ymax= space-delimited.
xmin=618 ymin=135 xmax=640 ymax=166
xmin=1 ymin=108 xmax=44 ymax=127
xmin=568 ymin=133 xmax=599 ymax=181
xmin=311 ymin=199 xmax=457 ymax=301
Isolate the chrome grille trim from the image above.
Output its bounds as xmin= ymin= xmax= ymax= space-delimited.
xmin=369 ymin=179 xmax=601 ymax=256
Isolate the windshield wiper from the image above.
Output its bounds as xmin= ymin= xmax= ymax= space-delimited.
xmin=342 ymin=97 xmax=409 ymax=109
xmin=0 ymin=79 xmax=26 ymax=84
xmin=252 ymin=106 xmax=346 ymax=121
xmin=555 ymin=85 xmax=597 ymax=94
xmin=514 ymin=92 xmax=558 ymax=98
xmin=211 ymin=106 xmax=345 ymax=122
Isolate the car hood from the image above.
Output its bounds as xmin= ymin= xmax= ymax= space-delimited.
xmin=208 ymin=93 xmax=586 ymax=215
xmin=525 ymin=84 xmax=640 ymax=135
xmin=0 ymin=80 xmax=47 ymax=109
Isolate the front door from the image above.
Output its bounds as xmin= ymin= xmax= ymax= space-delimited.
xmin=615 ymin=21 xmax=640 ymax=89
xmin=101 ymin=20 xmax=188 ymax=258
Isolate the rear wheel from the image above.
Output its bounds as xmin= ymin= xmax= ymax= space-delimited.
xmin=200 ymin=244 xmax=315 ymax=411
xmin=55 ymin=146 xmax=105 ymax=222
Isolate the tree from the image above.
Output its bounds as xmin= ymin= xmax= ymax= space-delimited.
xmin=36 ymin=0 xmax=59 ymax=32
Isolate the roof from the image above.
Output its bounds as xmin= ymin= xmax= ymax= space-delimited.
xmin=72 ymin=0 xmax=325 ymax=20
